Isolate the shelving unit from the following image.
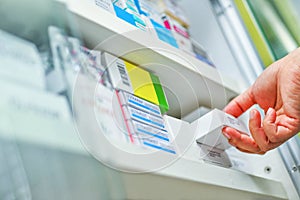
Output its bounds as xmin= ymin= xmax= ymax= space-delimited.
xmin=0 ymin=104 xmax=288 ymax=200
xmin=96 ymin=144 xmax=288 ymax=199
xmin=64 ymin=1 xmax=300 ymax=199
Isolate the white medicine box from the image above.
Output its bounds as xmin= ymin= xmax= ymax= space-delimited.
xmin=191 ymin=109 xmax=249 ymax=150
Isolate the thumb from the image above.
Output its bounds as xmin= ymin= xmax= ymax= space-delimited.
xmin=224 ymin=87 xmax=256 ymax=117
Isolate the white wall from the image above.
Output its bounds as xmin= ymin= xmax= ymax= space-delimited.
xmin=179 ymin=0 xmax=248 ymax=90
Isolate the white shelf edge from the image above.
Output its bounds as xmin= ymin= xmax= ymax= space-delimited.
xmin=85 ymin=138 xmax=288 ymax=200
xmin=156 ymin=157 xmax=287 ymax=199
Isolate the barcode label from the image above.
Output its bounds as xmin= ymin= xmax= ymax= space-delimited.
xmin=117 ymin=62 xmax=130 ymax=86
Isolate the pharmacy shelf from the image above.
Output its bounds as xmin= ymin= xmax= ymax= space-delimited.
xmin=9 ymin=121 xmax=286 ymax=200
xmin=40 ymin=130 xmax=288 ymax=200
xmin=70 ymin=111 xmax=288 ymax=200
xmin=1 ymin=126 xmax=288 ymax=200
xmin=122 ymin=158 xmax=288 ymax=200
xmin=67 ymin=0 xmax=241 ymax=118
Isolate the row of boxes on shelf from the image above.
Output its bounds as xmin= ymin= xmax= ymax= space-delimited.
xmin=13 ymin=23 xmax=175 ymax=154
xmin=0 ymin=25 xmax=176 ymax=154
xmin=89 ymin=0 xmax=215 ymax=67
xmin=116 ymin=90 xmax=176 ymax=154
xmin=45 ymin=26 xmax=176 ymax=153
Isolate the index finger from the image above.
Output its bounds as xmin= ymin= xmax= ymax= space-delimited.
xmin=224 ymin=87 xmax=256 ymax=117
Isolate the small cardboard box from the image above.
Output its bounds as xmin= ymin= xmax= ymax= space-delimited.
xmin=192 ymin=109 xmax=249 ymax=150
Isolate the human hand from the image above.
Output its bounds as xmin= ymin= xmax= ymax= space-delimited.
xmin=223 ymin=48 xmax=300 ymax=154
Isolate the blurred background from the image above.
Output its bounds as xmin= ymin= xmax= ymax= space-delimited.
xmin=0 ymin=0 xmax=300 ymax=199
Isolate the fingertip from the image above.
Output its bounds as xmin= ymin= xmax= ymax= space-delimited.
xmin=223 ymin=132 xmax=231 ymax=140
xmin=222 ymin=127 xmax=231 ymax=140
xmin=266 ymin=107 xmax=273 ymax=116
xmin=250 ymin=109 xmax=256 ymax=120
xmin=222 ymin=127 xmax=241 ymax=138
xmin=249 ymin=109 xmax=275 ymax=152
xmin=249 ymin=109 xmax=261 ymax=129
xmin=263 ymin=108 xmax=278 ymax=143
xmin=222 ymin=126 xmax=230 ymax=133
xmin=265 ymin=107 xmax=276 ymax=123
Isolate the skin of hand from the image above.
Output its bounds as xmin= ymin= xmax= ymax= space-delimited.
xmin=223 ymin=47 xmax=300 ymax=154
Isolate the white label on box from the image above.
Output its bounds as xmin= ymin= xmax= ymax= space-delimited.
xmin=128 ymin=123 xmax=175 ymax=154
xmin=118 ymin=90 xmax=161 ymax=117
xmin=129 ymin=119 xmax=169 ymax=141
xmin=223 ymin=113 xmax=249 ymax=135
xmin=140 ymin=136 xmax=176 ymax=154
xmin=199 ymin=143 xmax=231 ymax=168
xmin=123 ymin=106 xmax=165 ymax=129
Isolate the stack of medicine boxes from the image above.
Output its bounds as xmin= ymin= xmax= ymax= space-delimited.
xmin=102 ymin=52 xmax=176 ymax=154
xmin=90 ymin=0 xmax=215 ymax=67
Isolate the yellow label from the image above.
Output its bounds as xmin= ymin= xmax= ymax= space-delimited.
xmin=125 ymin=61 xmax=159 ymax=105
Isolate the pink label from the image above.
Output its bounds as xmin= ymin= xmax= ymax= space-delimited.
xmin=163 ymin=20 xmax=172 ymax=30
xmin=173 ymin=25 xmax=189 ymax=38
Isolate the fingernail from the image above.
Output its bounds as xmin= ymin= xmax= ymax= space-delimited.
xmin=266 ymin=108 xmax=273 ymax=116
xmin=250 ymin=110 xmax=255 ymax=119
xmin=223 ymin=132 xmax=231 ymax=140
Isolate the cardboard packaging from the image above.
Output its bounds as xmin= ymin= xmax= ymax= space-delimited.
xmin=113 ymin=0 xmax=147 ymax=30
xmin=192 ymin=109 xmax=249 ymax=150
